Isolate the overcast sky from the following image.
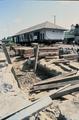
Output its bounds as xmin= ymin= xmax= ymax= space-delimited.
xmin=0 ymin=0 xmax=79 ymax=39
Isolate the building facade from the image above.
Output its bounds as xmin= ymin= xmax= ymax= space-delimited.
xmin=11 ymin=21 xmax=66 ymax=44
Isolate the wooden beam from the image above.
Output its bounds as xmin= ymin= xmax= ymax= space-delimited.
xmin=34 ymin=44 xmax=39 ymax=72
xmin=2 ymin=43 xmax=20 ymax=88
xmin=2 ymin=43 xmax=12 ymax=64
xmin=57 ymin=63 xmax=72 ymax=71
xmin=4 ymin=84 xmax=79 ymax=120
xmin=32 ymin=79 xmax=79 ymax=92
xmin=34 ymin=70 xmax=77 ymax=86
xmin=3 ymin=85 xmax=70 ymax=120
xmin=50 ymin=84 xmax=79 ymax=99
xmin=31 ymin=71 xmax=79 ymax=92
xmin=3 ymin=96 xmax=53 ymax=120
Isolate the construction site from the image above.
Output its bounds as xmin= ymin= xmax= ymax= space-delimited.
xmin=1 ymin=1 xmax=79 ymax=120
xmin=0 ymin=40 xmax=79 ymax=120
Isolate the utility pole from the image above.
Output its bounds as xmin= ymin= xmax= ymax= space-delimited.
xmin=54 ymin=15 xmax=56 ymax=25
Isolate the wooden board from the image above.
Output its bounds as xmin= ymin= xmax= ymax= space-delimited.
xmin=3 ymin=96 xmax=53 ymax=120
xmin=32 ymin=79 xmax=79 ymax=92
xmin=5 ymin=84 xmax=79 ymax=120
xmin=34 ymin=70 xmax=77 ymax=86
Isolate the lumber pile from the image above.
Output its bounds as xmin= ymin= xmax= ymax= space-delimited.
xmin=14 ymin=46 xmax=34 ymax=58
xmin=31 ymin=71 xmax=79 ymax=92
xmin=39 ymin=47 xmax=59 ymax=59
xmin=2 ymin=44 xmax=79 ymax=120
xmin=39 ymin=47 xmax=59 ymax=52
xmin=12 ymin=46 xmax=59 ymax=59
xmin=39 ymin=52 xmax=58 ymax=58
xmin=4 ymin=84 xmax=79 ymax=120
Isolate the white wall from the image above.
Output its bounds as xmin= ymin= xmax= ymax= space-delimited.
xmin=45 ymin=30 xmax=64 ymax=41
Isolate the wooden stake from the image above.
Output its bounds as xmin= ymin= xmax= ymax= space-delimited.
xmin=34 ymin=44 xmax=39 ymax=72
xmin=2 ymin=43 xmax=12 ymax=64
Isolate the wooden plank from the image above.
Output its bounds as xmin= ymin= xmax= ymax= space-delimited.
xmin=4 ymin=84 xmax=79 ymax=120
xmin=14 ymin=46 xmax=34 ymax=58
xmin=0 ymin=51 xmax=6 ymax=62
xmin=32 ymin=79 xmax=79 ymax=92
xmin=57 ymin=63 xmax=72 ymax=71
xmin=61 ymin=54 xmax=78 ymax=60
xmin=53 ymin=59 xmax=69 ymax=64
xmin=42 ymin=59 xmax=69 ymax=65
xmin=45 ymin=56 xmax=58 ymax=59
xmin=69 ymin=61 xmax=79 ymax=70
xmin=39 ymin=52 xmax=58 ymax=57
xmin=38 ymin=47 xmax=59 ymax=59
xmin=4 ymin=85 xmax=70 ymax=120
xmin=34 ymin=70 xmax=77 ymax=86
xmin=2 ymin=43 xmax=12 ymax=64
xmin=50 ymin=84 xmax=79 ymax=99
xmin=39 ymin=47 xmax=59 ymax=53
xmin=4 ymin=96 xmax=53 ymax=120
xmin=32 ymin=70 xmax=78 ymax=92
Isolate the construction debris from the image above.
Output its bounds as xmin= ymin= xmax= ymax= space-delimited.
xmin=0 ymin=50 xmax=30 ymax=119
xmin=0 ymin=43 xmax=79 ymax=120
xmin=31 ymin=71 xmax=79 ymax=92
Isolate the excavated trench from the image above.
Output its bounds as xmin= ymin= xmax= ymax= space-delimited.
xmin=36 ymin=64 xmax=60 ymax=80
xmin=14 ymin=59 xmax=60 ymax=92
xmin=22 ymin=60 xmax=59 ymax=80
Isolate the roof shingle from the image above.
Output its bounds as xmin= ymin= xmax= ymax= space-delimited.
xmin=16 ymin=21 xmax=66 ymax=36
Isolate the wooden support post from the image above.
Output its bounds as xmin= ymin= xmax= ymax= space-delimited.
xmin=34 ymin=44 xmax=39 ymax=72
xmin=2 ymin=43 xmax=20 ymax=88
xmin=2 ymin=43 xmax=12 ymax=64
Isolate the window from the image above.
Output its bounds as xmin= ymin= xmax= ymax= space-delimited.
xmin=40 ymin=33 xmax=42 ymax=40
xmin=43 ymin=33 xmax=44 ymax=39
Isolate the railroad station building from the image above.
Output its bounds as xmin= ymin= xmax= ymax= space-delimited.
xmin=11 ymin=21 xmax=66 ymax=44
